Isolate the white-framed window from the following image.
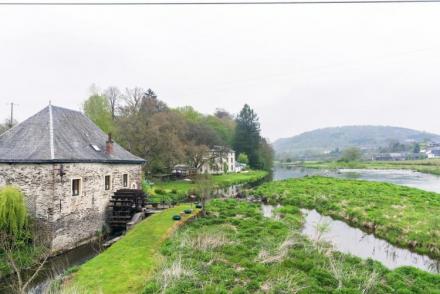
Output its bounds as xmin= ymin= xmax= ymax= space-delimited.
xmin=123 ymin=174 xmax=128 ymax=187
xmin=71 ymin=178 xmax=82 ymax=196
xmin=105 ymin=175 xmax=111 ymax=191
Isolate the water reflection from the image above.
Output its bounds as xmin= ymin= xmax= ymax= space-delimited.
xmin=261 ymin=204 xmax=281 ymax=220
xmin=301 ymin=209 xmax=440 ymax=273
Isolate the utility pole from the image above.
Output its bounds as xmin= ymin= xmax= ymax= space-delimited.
xmin=7 ymin=102 xmax=17 ymax=129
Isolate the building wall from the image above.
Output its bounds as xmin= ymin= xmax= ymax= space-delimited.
xmin=0 ymin=162 xmax=143 ymax=253
xmin=198 ymin=151 xmax=236 ymax=175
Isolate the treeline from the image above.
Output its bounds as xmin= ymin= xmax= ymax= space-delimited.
xmin=82 ymin=86 xmax=273 ymax=174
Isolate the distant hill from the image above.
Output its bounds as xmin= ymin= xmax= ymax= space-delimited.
xmin=274 ymin=126 xmax=440 ymax=158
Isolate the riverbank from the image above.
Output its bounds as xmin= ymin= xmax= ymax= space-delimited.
xmin=143 ymin=199 xmax=440 ymax=293
xmin=301 ymin=159 xmax=440 ymax=175
xmin=66 ymin=204 xmax=198 ymax=294
xmin=148 ymin=170 xmax=268 ymax=203
xmin=254 ymin=176 xmax=440 ymax=259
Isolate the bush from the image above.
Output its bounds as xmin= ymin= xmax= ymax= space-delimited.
xmin=154 ymin=188 xmax=165 ymax=195
xmin=0 ymin=186 xmax=28 ymax=236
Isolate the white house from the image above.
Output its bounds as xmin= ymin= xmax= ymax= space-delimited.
xmin=198 ymin=146 xmax=236 ymax=175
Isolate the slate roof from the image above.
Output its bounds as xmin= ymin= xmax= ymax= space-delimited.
xmin=0 ymin=105 xmax=145 ymax=164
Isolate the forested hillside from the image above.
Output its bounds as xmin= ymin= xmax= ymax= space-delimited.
xmin=274 ymin=125 xmax=440 ymax=159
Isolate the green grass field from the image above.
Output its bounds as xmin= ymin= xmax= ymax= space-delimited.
xmin=254 ymin=176 xmax=440 ymax=258
xmin=302 ymin=159 xmax=440 ymax=175
xmin=69 ymin=205 xmax=197 ymax=294
xmin=148 ymin=170 xmax=268 ymax=203
xmin=143 ymin=199 xmax=440 ymax=293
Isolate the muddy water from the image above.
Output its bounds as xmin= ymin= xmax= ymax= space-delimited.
xmin=301 ymin=209 xmax=440 ymax=273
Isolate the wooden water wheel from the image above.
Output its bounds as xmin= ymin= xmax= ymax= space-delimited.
xmin=108 ymin=189 xmax=147 ymax=230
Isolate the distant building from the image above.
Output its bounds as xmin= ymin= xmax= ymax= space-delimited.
xmin=0 ymin=104 xmax=145 ymax=253
xmin=171 ymin=164 xmax=196 ymax=177
xmin=373 ymin=153 xmax=407 ymax=161
xmin=234 ymin=162 xmax=247 ymax=172
xmin=198 ymin=146 xmax=236 ymax=175
xmin=426 ymin=148 xmax=440 ymax=159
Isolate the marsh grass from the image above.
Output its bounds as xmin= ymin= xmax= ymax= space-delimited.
xmin=143 ymin=199 xmax=440 ymax=293
xmin=254 ymin=176 xmax=440 ymax=258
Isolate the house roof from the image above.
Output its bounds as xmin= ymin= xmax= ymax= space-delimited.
xmin=0 ymin=104 xmax=145 ymax=164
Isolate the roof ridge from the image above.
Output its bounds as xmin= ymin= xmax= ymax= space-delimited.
xmin=49 ymin=104 xmax=55 ymax=159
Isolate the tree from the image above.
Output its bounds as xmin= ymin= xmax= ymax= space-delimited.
xmin=82 ymin=95 xmax=114 ymax=134
xmin=0 ymin=119 xmax=17 ymax=136
xmin=413 ymin=143 xmax=421 ymax=154
xmin=104 ymin=87 xmax=121 ymax=120
xmin=194 ymin=174 xmax=214 ymax=217
xmin=0 ymin=186 xmax=50 ymax=294
xmin=257 ymin=138 xmax=274 ymax=171
xmin=233 ymin=104 xmax=261 ymax=168
xmin=339 ymin=147 xmax=362 ymax=162
xmin=237 ymin=153 xmax=249 ymax=165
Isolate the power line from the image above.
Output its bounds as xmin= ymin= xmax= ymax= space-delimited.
xmin=0 ymin=0 xmax=440 ymax=5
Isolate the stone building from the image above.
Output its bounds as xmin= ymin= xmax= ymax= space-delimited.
xmin=0 ymin=104 xmax=145 ymax=253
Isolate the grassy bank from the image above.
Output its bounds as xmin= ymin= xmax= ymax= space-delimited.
xmin=254 ymin=176 xmax=440 ymax=258
xmin=302 ymin=159 xmax=440 ymax=175
xmin=143 ymin=199 xmax=440 ymax=293
xmin=69 ymin=204 xmax=198 ymax=294
xmin=148 ymin=170 xmax=268 ymax=203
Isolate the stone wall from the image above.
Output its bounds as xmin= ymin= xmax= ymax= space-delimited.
xmin=0 ymin=163 xmax=143 ymax=253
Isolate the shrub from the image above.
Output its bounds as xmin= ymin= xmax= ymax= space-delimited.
xmin=0 ymin=186 xmax=28 ymax=236
xmin=154 ymin=188 xmax=165 ymax=195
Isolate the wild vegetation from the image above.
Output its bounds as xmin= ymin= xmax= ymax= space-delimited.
xmin=82 ymin=87 xmax=273 ymax=174
xmin=67 ymin=205 xmax=198 ymax=294
xmin=302 ymin=159 xmax=440 ymax=176
xmin=143 ymin=199 xmax=440 ymax=293
xmin=254 ymin=176 xmax=440 ymax=258
xmin=0 ymin=186 xmax=50 ymax=294
xmin=146 ymin=170 xmax=268 ymax=204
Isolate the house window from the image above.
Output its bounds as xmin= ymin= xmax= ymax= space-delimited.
xmin=72 ymin=179 xmax=81 ymax=196
xmin=123 ymin=174 xmax=128 ymax=187
xmin=105 ymin=175 xmax=111 ymax=190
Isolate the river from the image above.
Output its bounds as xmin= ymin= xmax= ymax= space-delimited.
xmin=273 ymin=166 xmax=440 ymax=193
xmin=271 ymin=166 xmax=440 ymax=274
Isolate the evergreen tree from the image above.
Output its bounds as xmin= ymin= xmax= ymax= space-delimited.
xmin=233 ymin=104 xmax=261 ymax=168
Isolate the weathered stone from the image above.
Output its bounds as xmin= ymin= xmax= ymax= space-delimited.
xmin=0 ymin=162 xmax=142 ymax=253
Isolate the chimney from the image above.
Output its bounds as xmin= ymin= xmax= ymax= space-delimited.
xmin=106 ymin=133 xmax=114 ymax=155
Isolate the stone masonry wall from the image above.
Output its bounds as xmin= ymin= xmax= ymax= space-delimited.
xmin=0 ymin=163 xmax=143 ymax=253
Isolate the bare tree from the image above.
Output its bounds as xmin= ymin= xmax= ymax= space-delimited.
xmin=104 ymin=87 xmax=121 ymax=120
xmin=194 ymin=174 xmax=214 ymax=217
xmin=122 ymin=87 xmax=145 ymax=114
xmin=0 ymin=222 xmax=51 ymax=294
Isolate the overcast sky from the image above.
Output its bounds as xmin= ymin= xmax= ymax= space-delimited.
xmin=0 ymin=1 xmax=440 ymax=141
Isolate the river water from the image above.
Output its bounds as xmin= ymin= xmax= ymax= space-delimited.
xmin=301 ymin=209 xmax=440 ymax=273
xmin=271 ymin=166 xmax=440 ymax=274
xmin=273 ymin=166 xmax=440 ymax=193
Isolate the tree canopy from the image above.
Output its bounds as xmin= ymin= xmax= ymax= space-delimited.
xmin=233 ymin=104 xmax=273 ymax=171
xmin=0 ymin=186 xmax=28 ymax=236
xmin=83 ymin=87 xmax=241 ymax=175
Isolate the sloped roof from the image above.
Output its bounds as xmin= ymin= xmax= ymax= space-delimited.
xmin=0 ymin=105 xmax=145 ymax=164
